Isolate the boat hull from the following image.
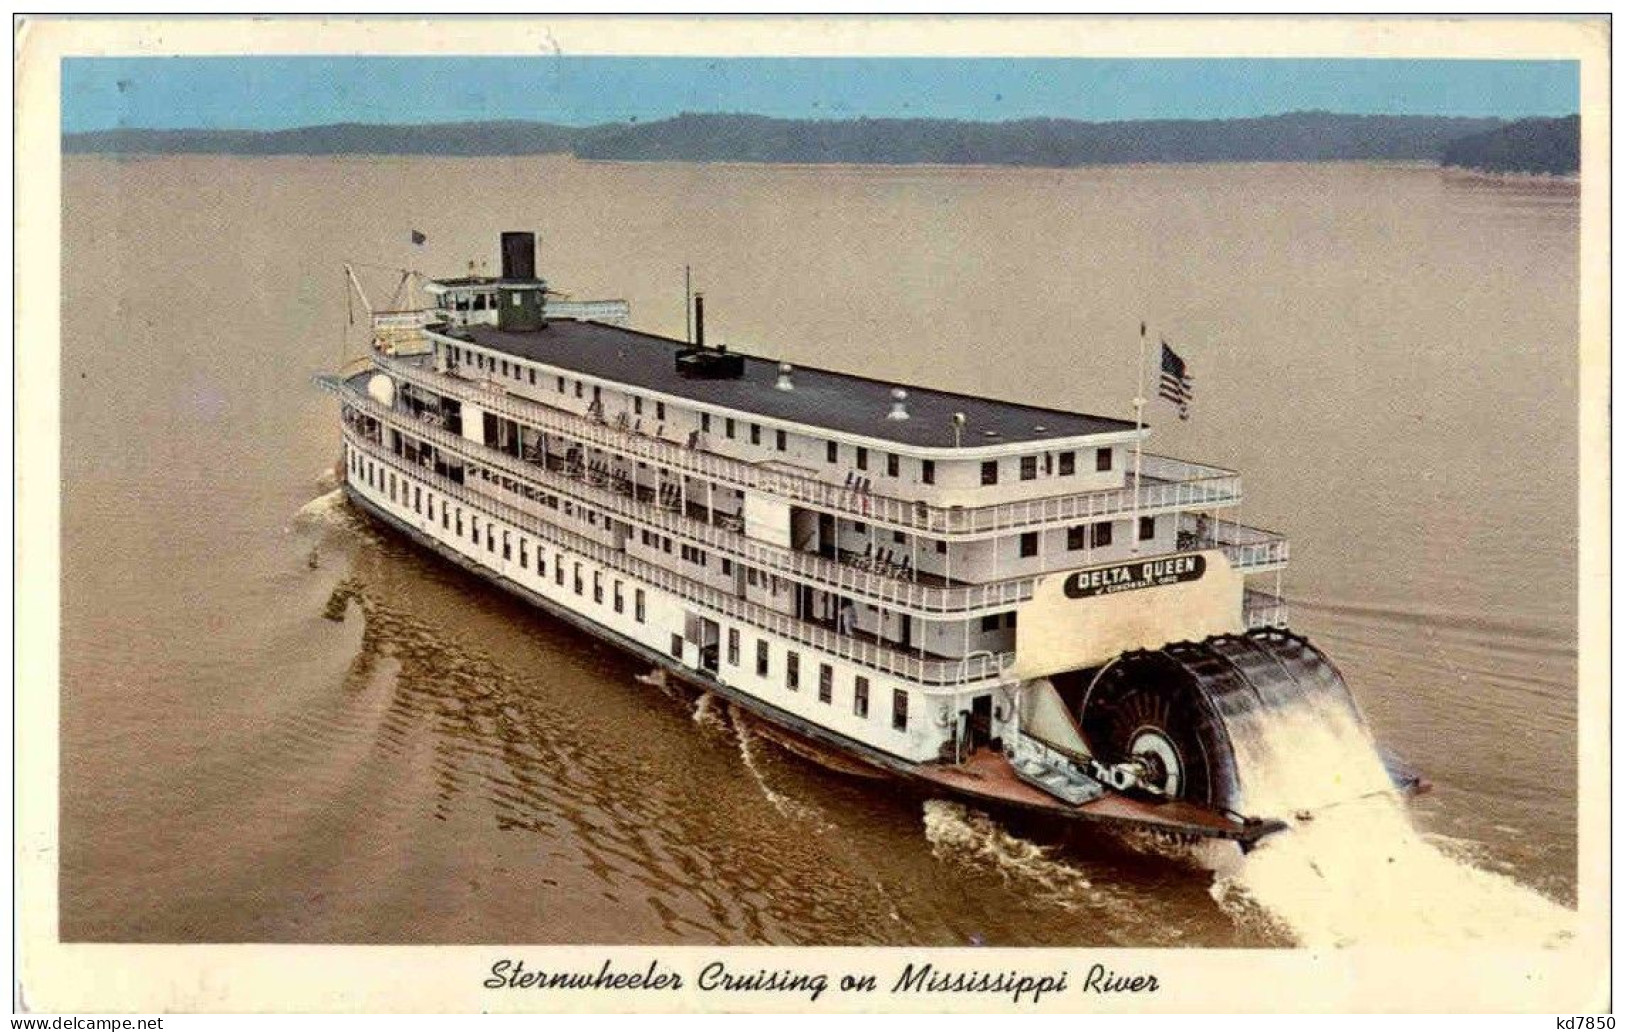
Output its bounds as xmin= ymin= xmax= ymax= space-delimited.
xmin=343 ymin=485 xmax=1285 ymax=848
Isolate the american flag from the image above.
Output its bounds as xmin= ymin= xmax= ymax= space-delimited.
xmin=1159 ymin=340 xmax=1193 ymax=420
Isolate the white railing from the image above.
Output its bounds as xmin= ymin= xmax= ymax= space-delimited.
xmin=368 ymin=355 xmax=1244 ymax=537
xmin=338 ymin=424 xmax=1015 ymax=688
xmin=543 ymin=300 xmax=631 ymax=325
xmin=1242 ymin=588 xmax=1289 ymax=629
xmin=372 ymin=310 xmax=435 ymax=356
xmin=331 ymin=378 xmax=1040 ymax=616
xmin=1178 ymin=512 xmax=1290 ymax=572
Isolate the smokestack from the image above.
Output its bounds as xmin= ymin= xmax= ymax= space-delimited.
xmin=500 ymin=231 xmax=536 ymax=281
xmin=694 ymin=293 xmax=705 ymax=347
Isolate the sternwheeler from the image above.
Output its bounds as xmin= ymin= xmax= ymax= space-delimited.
xmin=317 ymin=232 xmax=1423 ymax=849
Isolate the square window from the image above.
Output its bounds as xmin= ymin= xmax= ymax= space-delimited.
xmin=1096 ymin=447 xmax=1113 ymax=472
xmin=1067 ymin=525 xmax=1086 ymax=550
xmin=981 ymin=614 xmax=1000 ymax=632
xmin=1092 ymin=522 xmax=1113 ymax=548
xmin=981 ymin=460 xmax=998 ymax=486
xmin=1019 ymin=531 xmax=1038 ymax=558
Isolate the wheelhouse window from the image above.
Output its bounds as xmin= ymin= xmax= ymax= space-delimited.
xmin=887 ymin=453 xmax=899 ymax=477
xmin=1020 ymin=455 xmax=1038 ymax=481
xmin=750 ymin=424 xmax=761 ymax=445
xmin=1096 ymin=447 xmax=1113 ymax=472
xmin=827 ymin=441 xmax=838 ymax=464
xmin=1059 ymin=451 xmax=1076 ymax=476
xmin=981 ymin=460 xmax=998 ymax=485
xmin=921 ymin=459 xmax=935 ymax=485
xmin=856 ymin=447 xmax=869 ymax=471
xmin=775 ymin=429 xmax=787 ymax=451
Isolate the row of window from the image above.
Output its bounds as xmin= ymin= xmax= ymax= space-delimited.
xmin=725 ymin=628 xmax=904 ymax=730
xmin=1011 ymin=516 xmax=1157 ymax=558
xmin=355 ymin=444 xmax=911 ymax=735
xmin=351 ymin=448 xmax=648 ymax=624
xmin=986 ymin=447 xmax=1111 ymax=486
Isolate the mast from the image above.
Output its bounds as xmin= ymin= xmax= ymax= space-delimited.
xmin=1131 ymin=321 xmax=1147 ymax=554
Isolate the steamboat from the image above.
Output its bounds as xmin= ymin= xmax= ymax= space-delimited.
xmin=318 ymin=232 xmax=1423 ymax=849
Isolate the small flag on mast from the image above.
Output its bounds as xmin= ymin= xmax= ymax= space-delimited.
xmin=1159 ymin=340 xmax=1193 ymax=420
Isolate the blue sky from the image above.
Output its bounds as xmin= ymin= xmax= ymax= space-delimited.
xmin=61 ymin=56 xmax=1579 ymax=132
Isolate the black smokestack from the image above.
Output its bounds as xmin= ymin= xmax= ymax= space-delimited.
xmin=500 ymin=232 xmax=536 ymax=280
xmin=694 ymin=293 xmax=705 ymax=347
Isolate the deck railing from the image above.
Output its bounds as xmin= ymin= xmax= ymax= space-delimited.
xmin=338 ymin=424 xmax=1015 ymax=688
xmin=1242 ymin=588 xmax=1289 ymax=629
xmin=330 ymin=378 xmax=1040 ymax=616
xmin=1178 ymin=512 xmax=1290 ymax=572
xmin=369 ymin=354 xmax=1244 ymax=537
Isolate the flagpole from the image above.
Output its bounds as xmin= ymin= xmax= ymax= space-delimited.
xmin=1131 ymin=321 xmax=1147 ymax=555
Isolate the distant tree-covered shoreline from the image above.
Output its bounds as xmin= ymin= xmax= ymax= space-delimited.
xmin=1440 ymin=115 xmax=1579 ymax=176
xmin=64 ymin=111 xmax=1578 ymax=175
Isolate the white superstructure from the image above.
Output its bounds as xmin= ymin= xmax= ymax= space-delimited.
xmin=319 ymin=234 xmax=1291 ymax=782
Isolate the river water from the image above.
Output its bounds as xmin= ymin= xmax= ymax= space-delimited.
xmin=57 ymin=155 xmax=1579 ymax=946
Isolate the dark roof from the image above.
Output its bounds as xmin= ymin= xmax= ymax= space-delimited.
xmin=441 ymin=319 xmax=1134 ymax=449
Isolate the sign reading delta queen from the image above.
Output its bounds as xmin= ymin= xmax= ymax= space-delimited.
xmin=1063 ymin=554 xmax=1206 ymax=599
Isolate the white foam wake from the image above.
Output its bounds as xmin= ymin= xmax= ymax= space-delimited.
xmin=293 ymin=487 xmax=348 ymax=526
xmin=1206 ymin=680 xmax=1574 ymax=948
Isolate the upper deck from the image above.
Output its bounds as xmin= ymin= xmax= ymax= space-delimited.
xmin=433 ymin=319 xmax=1136 ymax=453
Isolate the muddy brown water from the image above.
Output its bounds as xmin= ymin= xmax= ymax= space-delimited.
xmin=58 ymin=155 xmax=1577 ymax=945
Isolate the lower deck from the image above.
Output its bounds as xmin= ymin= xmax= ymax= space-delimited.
xmin=342 ymin=439 xmax=1279 ymax=845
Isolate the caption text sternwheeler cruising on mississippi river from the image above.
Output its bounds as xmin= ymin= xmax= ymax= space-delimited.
xmin=317 ymin=232 xmax=1426 ymax=850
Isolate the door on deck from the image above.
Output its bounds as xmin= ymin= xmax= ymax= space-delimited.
xmin=969 ymin=693 xmax=994 ymax=750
